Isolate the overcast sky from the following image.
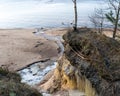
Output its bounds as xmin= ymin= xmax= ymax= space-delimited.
xmin=0 ymin=0 xmax=102 ymax=3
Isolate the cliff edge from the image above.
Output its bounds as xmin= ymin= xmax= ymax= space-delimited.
xmin=38 ymin=28 xmax=120 ymax=96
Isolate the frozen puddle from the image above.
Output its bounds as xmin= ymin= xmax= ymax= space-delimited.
xmin=18 ymin=61 xmax=57 ymax=86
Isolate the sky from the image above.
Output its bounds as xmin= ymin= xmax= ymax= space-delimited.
xmin=0 ymin=0 xmax=103 ymax=3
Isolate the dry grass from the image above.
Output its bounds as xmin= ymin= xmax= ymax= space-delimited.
xmin=63 ymin=28 xmax=120 ymax=81
xmin=0 ymin=67 xmax=42 ymax=96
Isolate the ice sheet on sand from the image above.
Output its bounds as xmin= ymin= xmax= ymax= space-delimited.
xmin=18 ymin=62 xmax=57 ymax=86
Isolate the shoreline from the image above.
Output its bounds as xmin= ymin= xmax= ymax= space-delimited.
xmin=0 ymin=27 xmax=119 ymax=71
xmin=0 ymin=28 xmax=67 ymax=71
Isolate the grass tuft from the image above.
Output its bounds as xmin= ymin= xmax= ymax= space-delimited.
xmin=0 ymin=67 xmax=42 ymax=96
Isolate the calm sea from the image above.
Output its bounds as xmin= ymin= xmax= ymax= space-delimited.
xmin=0 ymin=0 xmax=105 ymax=28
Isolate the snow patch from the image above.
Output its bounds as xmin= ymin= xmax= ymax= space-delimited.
xmin=18 ymin=62 xmax=57 ymax=86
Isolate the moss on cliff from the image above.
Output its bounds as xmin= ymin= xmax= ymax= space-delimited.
xmin=0 ymin=67 xmax=42 ymax=96
xmin=62 ymin=28 xmax=120 ymax=96
xmin=63 ymin=28 xmax=120 ymax=81
xmin=38 ymin=28 xmax=119 ymax=96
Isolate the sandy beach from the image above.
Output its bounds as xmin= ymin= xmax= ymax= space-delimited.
xmin=0 ymin=28 xmax=119 ymax=72
xmin=0 ymin=28 xmax=67 ymax=71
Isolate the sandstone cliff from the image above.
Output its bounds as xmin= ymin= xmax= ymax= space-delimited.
xmin=39 ymin=28 xmax=120 ymax=96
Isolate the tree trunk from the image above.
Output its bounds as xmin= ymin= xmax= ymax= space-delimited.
xmin=113 ymin=2 xmax=120 ymax=39
xmin=73 ymin=0 xmax=78 ymax=31
xmin=100 ymin=22 xmax=103 ymax=34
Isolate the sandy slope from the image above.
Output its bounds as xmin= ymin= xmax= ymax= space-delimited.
xmin=0 ymin=29 xmax=63 ymax=71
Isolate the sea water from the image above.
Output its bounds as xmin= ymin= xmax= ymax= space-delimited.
xmin=0 ymin=0 xmax=105 ymax=28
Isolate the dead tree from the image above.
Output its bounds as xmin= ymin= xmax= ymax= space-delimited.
xmin=89 ymin=8 xmax=105 ymax=34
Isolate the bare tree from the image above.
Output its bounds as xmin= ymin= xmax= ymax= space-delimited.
xmin=105 ymin=0 xmax=120 ymax=38
xmin=72 ymin=0 xmax=78 ymax=31
xmin=89 ymin=8 xmax=105 ymax=33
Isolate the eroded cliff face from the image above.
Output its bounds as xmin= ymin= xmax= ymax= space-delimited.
xmin=38 ymin=28 xmax=120 ymax=96
xmin=54 ymin=55 xmax=97 ymax=96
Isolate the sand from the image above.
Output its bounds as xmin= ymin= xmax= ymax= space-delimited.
xmin=0 ymin=28 xmax=67 ymax=71
xmin=0 ymin=28 xmax=119 ymax=71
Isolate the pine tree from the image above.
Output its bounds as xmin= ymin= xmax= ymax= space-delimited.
xmin=105 ymin=0 xmax=120 ymax=39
